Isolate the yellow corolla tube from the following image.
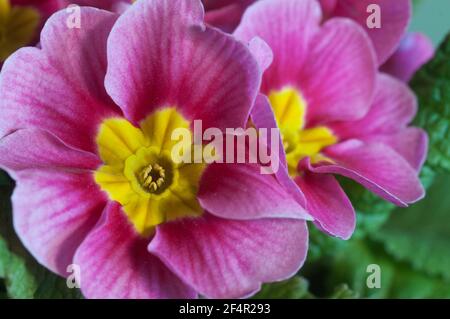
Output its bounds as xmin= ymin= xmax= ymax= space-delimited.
xmin=94 ymin=108 xmax=205 ymax=237
xmin=269 ymin=87 xmax=337 ymax=176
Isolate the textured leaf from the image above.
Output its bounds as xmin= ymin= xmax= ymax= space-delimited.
xmin=411 ymin=34 xmax=450 ymax=174
xmin=0 ymin=236 xmax=37 ymax=298
xmin=338 ymin=178 xmax=395 ymax=236
xmin=329 ymin=284 xmax=359 ymax=299
xmin=252 ymin=276 xmax=312 ymax=299
xmin=326 ymin=239 xmax=450 ymax=298
xmin=34 ymin=271 xmax=82 ymax=299
xmin=371 ymin=174 xmax=450 ymax=281
xmin=307 ymin=225 xmax=343 ymax=263
xmin=0 ymin=182 xmax=37 ymax=298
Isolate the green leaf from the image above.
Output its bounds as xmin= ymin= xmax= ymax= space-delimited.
xmin=252 ymin=276 xmax=312 ymax=299
xmin=338 ymin=178 xmax=395 ymax=236
xmin=411 ymin=34 xmax=450 ymax=174
xmin=0 ymin=183 xmax=37 ymax=298
xmin=33 ymin=271 xmax=83 ymax=299
xmin=371 ymin=173 xmax=450 ymax=282
xmin=0 ymin=177 xmax=82 ymax=299
xmin=0 ymin=170 xmax=11 ymax=187
xmin=0 ymin=235 xmax=38 ymax=298
xmin=329 ymin=284 xmax=359 ymax=299
xmin=325 ymin=239 xmax=450 ymax=298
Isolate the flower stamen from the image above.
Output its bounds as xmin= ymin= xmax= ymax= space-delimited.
xmin=139 ymin=163 xmax=167 ymax=193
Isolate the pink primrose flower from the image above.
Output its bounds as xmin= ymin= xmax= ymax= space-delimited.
xmin=235 ymin=0 xmax=426 ymax=240
xmin=0 ymin=0 xmax=311 ymax=298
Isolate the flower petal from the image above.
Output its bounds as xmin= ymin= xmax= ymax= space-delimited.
xmin=10 ymin=170 xmax=106 ymax=275
xmin=0 ymin=128 xmax=107 ymax=275
xmin=74 ymin=202 xmax=196 ymax=299
xmin=105 ymin=0 xmax=261 ymax=130
xmin=248 ymin=37 xmax=273 ymax=72
xmin=332 ymin=0 xmax=411 ymax=65
xmin=380 ymin=32 xmax=434 ymax=82
xmin=0 ymin=8 xmax=120 ymax=152
xmin=295 ymin=172 xmax=355 ymax=239
xmin=251 ymin=93 xmax=285 ymax=167
xmin=362 ymin=128 xmax=428 ymax=172
xmin=198 ymin=162 xmax=311 ymax=220
xmin=149 ymin=214 xmax=308 ymax=298
xmin=330 ymin=73 xmax=417 ymax=138
xmin=0 ymin=129 xmax=101 ymax=173
xmin=250 ymin=94 xmax=307 ymax=206
xmin=234 ymin=0 xmax=322 ymax=93
xmin=301 ymin=18 xmax=376 ymax=124
xmin=313 ymin=140 xmax=425 ymax=206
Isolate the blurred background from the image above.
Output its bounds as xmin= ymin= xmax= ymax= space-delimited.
xmin=411 ymin=0 xmax=450 ymax=45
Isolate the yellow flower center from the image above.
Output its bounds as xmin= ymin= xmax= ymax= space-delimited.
xmin=0 ymin=0 xmax=40 ymax=62
xmin=269 ymin=88 xmax=338 ymax=176
xmin=94 ymin=108 xmax=205 ymax=236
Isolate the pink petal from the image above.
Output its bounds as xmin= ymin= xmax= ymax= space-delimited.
xmin=250 ymin=93 xmax=285 ymax=167
xmin=330 ymin=73 xmax=417 ymax=139
xmin=149 ymin=214 xmax=309 ymax=298
xmin=105 ymin=0 xmax=261 ymax=130
xmin=11 ymin=171 xmax=106 ymax=275
xmin=74 ymin=202 xmax=196 ymax=299
xmin=198 ymin=163 xmax=311 ymax=220
xmin=381 ymin=32 xmax=434 ymax=82
xmin=234 ymin=0 xmax=322 ymax=93
xmin=295 ymin=172 xmax=355 ymax=240
xmin=0 ymin=8 xmax=120 ymax=152
xmin=0 ymin=129 xmax=105 ymax=275
xmin=0 ymin=129 xmax=101 ymax=173
xmin=332 ymin=0 xmax=412 ymax=65
xmin=362 ymin=128 xmax=428 ymax=172
xmin=248 ymin=37 xmax=274 ymax=72
xmin=313 ymin=140 xmax=425 ymax=206
xmin=250 ymin=94 xmax=307 ymax=207
xmin=235 ymin=0 xmax=377 ymax=124
xmin=301 ymin=18 xmax=376 ymax=125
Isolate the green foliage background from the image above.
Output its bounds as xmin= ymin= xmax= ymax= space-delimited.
xmin=1 ymin=1 xmax=450 ymax=299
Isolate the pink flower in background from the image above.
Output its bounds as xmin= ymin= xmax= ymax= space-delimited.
xmin=205 ymin=0 xmax=411 ymax=65
xmin=319 ymin=0 xmax=412 ymax=65
xmin=1 ymin=0 xmax=59 ymax=63
xmin=320 ymin=0 xmax=435 ymax=81
xmin=235 ymin=0 xmax=426 ymax=239
xmin=0 ymin=0 xmax=130 ymax=65
xmin=381 ymin=32 xmax=435 ymax=82
xmin=205 ymin=0 xmax=432 ymax=80
xmin=203 ymin=0 xmax=257 ymax=32
xmin=0 ymin=0 xmax=311 ymax=298
xmin=61 ymin=0 xmax=132 ymax=12
xmin=10 ymin=0 xmax=60 ymax=22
